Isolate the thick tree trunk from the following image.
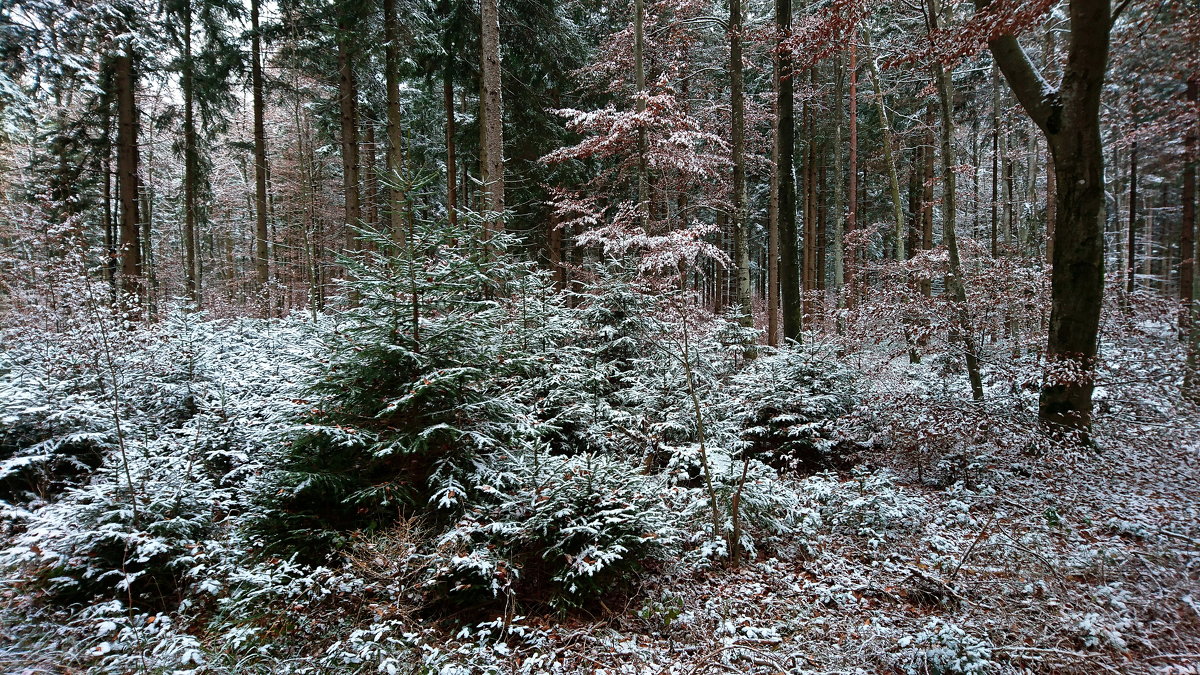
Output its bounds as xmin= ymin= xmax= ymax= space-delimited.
xmin=977 ymin=0 xmax=1110 ymax=436
xmin=182 ymin=1 xmax=199 ymax=304
xmin=777 ymin=0 xmax=800 ymax=341
xmin=802 ymin=70 xmax=816 ymax=320
xmin=480 ymin=0 xmax=505 ymax=234
xmin=115 ymin=52 xmax=141 ymax=301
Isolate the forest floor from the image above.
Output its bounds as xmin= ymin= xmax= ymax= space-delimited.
xmin=470 ymin=421 xmax=1200 ymax=674
xmin=2 ymin=309 xmax=1199 ymax=674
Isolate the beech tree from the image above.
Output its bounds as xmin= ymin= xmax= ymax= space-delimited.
xmin=973 ymin=0 xmax=1111 ymax=437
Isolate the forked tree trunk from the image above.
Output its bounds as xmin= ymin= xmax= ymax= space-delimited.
xmin=977 ymin=0 xmax=1110 ymax=437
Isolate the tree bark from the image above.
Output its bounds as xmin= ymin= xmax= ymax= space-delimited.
xmin=768 ymin=37 xmax=781 ymax=345
xmin=181 ymin=0 xmax=198 ymax=303
xmin=864 ymin=29 xmax=904 ymax=260
xmin=1182 ymin=76 xmax=1196 ymax=335
xmin=930 ymin=0 xmax=985 ymax=402
xmin=385 ymin=0 xmax=407 ymax=242
xmin=831 ymin=54 xmax=844 ymax=296
xmin=337 ymin=18 xmax=361 ymax=247
xmin=1127 ymin=134 xmax=1138 ymax=294
xmin=252 ymin=0 xmax=269 ymax=295
xmin=976 ymin=0 xmax=1110 ymax=436
xmin=480 ymin=0 xmax=505 ymax=234
xmin=1185 ymin=76 xmax=1199 ymax=395
xmin=777 ymin=0 xmax=801 ymax=341
xmin=444 ymin=61 xmax=457 ymax=228
xmin=730 ymin=0 xmax=752 ymax=333
xmin=846 ymin=38 xmax=857 ymax=298
xmin=115 ymin=51 xmax=142 ymax=301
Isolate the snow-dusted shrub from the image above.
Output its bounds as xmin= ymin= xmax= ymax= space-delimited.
xmin=249 ymin=223 xmax=531 ymax=560
xmin=899 ymin=618 xmax=995 ymax=674
xmin=803 ymin=467 xmax=926 ymax=545
xmin=664 ymin=443 xmax=819 ymax=560
xmin=721 ymin=344 xmax=857 ymax=473
xmin=432 ymin=450 xmax=679 ymax=609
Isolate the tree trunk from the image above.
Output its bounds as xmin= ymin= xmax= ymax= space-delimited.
xmin=444 ymin=62 xmax=457 ymax=228
xmin=1185 ymin=75 xmax=1199 ymax=395
xmin=802 ymin=69 xmax=816 ymax=320
xmin=777 ymin=0 xmax=800 ymax=341
xmin=252 ymin=0 xmax=269 ymax=295
xmin=115 ymin=52 xmax=141 ymax=301
xmin=846 ymin=38 xmax=857 ymax=297
xmin=930 ymin=0 xmax=985 ymax=402
xmin=991 ymin=62 xmax=1000 ymax=258
xmin=1182 ymin=76 xmax=1196 ymax=336
xmin=977 ymin=0 xmax=1110 ymax=436
xmin=480 ymin=0 xmax=505 ymax=234
xmin=337 ymin=20 xmax=361 ymax=247
xmin=385 ymin=0 xmax=407 ymax=242
xmin=730 ymin=0 xmax=752 ymax=334
xmin=864 ymin=30 xmax=904 ymax=260
xmin=182 ymin=1 xmax=198 ymax=304
xmin=1127 ymin=135 xmax=1138 ymax=294
xmin=831 ymin=54 xmax=845 ymax=296
xmin=768 ymin=39 xmax=781 ymax=345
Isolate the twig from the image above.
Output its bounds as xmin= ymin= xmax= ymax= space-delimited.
xmin=949 ymin=513 xmax=996 ymax=582
xmin=687 ymin=644 xmax=786 ymax=675
xmin=992 ymin=645 xmax=1122 ymax=674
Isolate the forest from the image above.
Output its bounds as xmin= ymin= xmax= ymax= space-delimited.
xmin=0 ymin=0 xmax=1198 ymax=671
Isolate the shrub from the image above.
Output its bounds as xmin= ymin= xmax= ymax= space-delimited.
xmin=431 ymin=450 xmax=679 ymax=610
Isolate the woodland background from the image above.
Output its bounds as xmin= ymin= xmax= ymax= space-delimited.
xmin=0 ymin=0 xmax=1199 ymax=672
